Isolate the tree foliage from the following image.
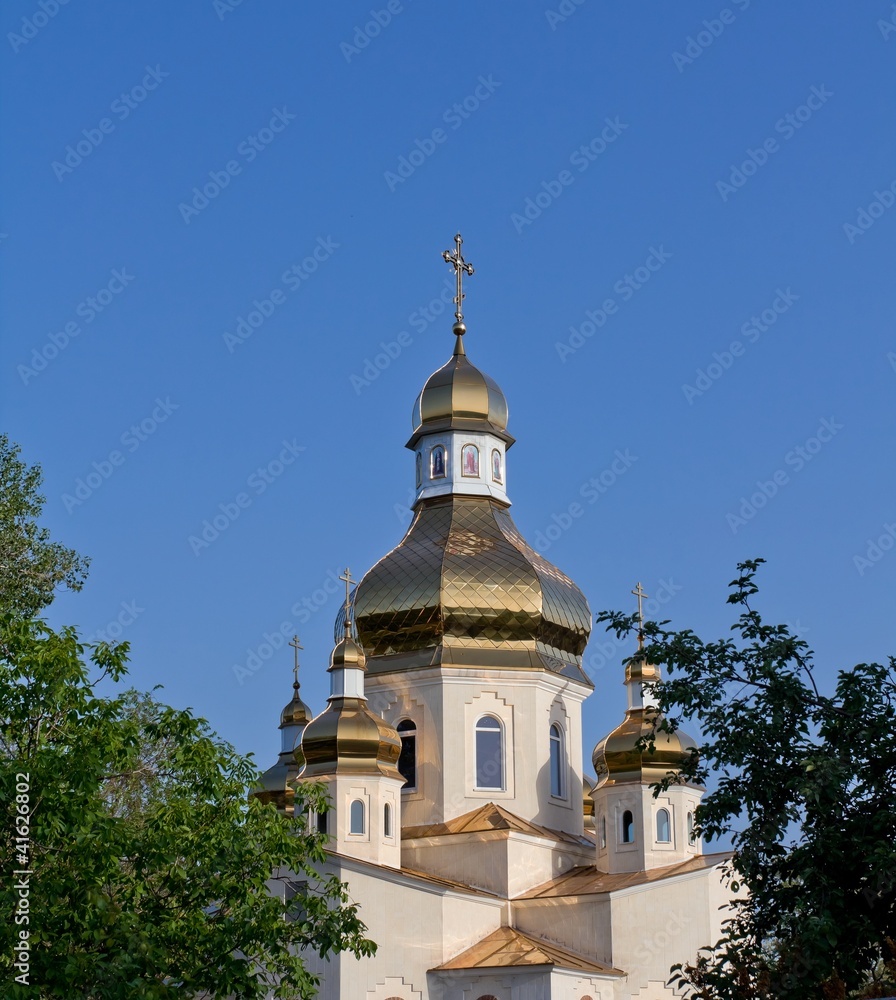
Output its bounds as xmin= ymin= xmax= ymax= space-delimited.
xmin=598 ymin=559 xmax=896 ymax=1000
xmin=0 ymin=617 xmax=375 ymax=998
xmin=0 ymin=434 xmax=89 ymax=617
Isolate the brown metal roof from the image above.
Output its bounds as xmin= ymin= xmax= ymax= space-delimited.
xmin=433 ymin=925 xmax=623 ymax=976
xmin=402 ymin=802 xmax=594 ymax=847
xmin=517 ymin=852 xmax=733 ymax=898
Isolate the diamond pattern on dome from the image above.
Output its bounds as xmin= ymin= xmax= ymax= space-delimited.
xmin=355 ymin=496 xmax=592 ymax=667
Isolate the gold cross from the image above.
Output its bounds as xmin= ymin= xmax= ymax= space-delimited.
xmin=338 ymin=567 xmax=355 ymax=628
xmin=442 ymin=233 xmax=474 ymax=329
xmin=632 ymin=582 xmax=649 ymax=648
xmin=289 ymin=634 xmax=303 ymax=686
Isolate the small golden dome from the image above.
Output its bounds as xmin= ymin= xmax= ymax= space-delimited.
xmin=298 ymin=634 xmax=402 ymax=780
xmin=407 ymin=336 xmax=513 ymax=449
xmin=592 ymin=705 xmax=698 ymax=788
xmin=280 ymin=682 xmax=312 ymax=728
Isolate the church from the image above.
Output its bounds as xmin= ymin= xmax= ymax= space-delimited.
xmin=254 ymin=236 xmax=734 ymax=1000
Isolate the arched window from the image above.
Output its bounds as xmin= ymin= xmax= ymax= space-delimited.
xmin=599 ymin=815 xmax=607 ymax=850
xmin=656 ymin=808 xmax=671 ymax=843
xmin=415 ymin=451 xmax=422 ymax=487
xmin=621 ymin=809 xmax=635 ymax=844
xmin=687 ymin=810 xmax=696 ymax=844
xmin=430 ymin=445 xmax=446 ymax=479
xmin=397 ymin=719 xmax=417 ymax=790
xmin=461 ymin=443 xmax=480 ymax=477
xmin=316 ymin=811 xmax=328 ymax=836
xmin=383 ymin=802 xmax=392 ymax=838
xmin=549 ymin=723 xmax=565 ymax=797
xmin=475 ymin=715 xmax=504 ymax=790
xmin=491 ymin=448 xmax=503 ymax=484
xmin=349 ymin=799 xmax=365 ymax=835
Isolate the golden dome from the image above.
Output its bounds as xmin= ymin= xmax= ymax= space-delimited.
xmin=408 ymin=335 xmax=513 ymax=448
xmin=354 ymin=494 xmax=592 ymax=682
xmin=298 ymin=635 xmax=402 ymax=780
xmin=592 ymin=701 xmax=699 ymax=788
xmin=253 ymin=755 xmax=300 ymax=815
xmin=280 ymin=681 xmax=311 ymax=728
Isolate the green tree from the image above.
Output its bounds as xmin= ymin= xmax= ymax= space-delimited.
xmin=0 ymin=618 xmax=374 ymax=998
xmin=598 ymin=560 xmax=896 ymax=1000
xmin=0 ymin=434 xmax=89 ymax=617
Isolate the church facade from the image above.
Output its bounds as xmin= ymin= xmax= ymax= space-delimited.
xmin=255 ymin=237 xmax=734 ymax=1000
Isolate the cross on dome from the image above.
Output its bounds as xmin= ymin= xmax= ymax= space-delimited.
xmin=441 ymin=232 xmax=474 ymax=336
xmin=631 ymin=581 xmax=649 ymax=649
xmin=289 ymin=634 xmax=303 ymax=687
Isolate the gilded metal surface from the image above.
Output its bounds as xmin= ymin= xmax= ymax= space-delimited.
xmin=353 ymin=495 xmax=592 ymax=681
xmin=408 ymin=345 xmax=512 ymax=448
xmin=434 ymin=925 xmax=621 ymax=975
xmin=299 ymin=696 xmax=402 ymax=779
xmin=402 ymin=802 xmax=591 ymax=846
xmin=280 ymin=683 xmax=312 ymax=727
xmin=253 ymin=749 xmax=303 ymax=816
xmin=592 ymin=707 xmax=698 ymax=787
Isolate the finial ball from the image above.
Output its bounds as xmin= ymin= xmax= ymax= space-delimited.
xmin=452 ymin=321 xmax=466 ymax=336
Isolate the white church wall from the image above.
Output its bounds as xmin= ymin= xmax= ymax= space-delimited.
xmin=512 ymin=896 xmax=613 ymax=968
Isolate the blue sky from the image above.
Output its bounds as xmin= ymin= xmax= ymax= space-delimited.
xmin=2 ymin=1 xmax=894 ymax=789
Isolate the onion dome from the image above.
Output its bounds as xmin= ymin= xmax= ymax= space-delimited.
xmin=353 ymin=494 xmax=592 ymax=682
xmin=592 ymin=655 xmax=699 ymax=787
xmin=407 ymin=334 xmax=513 ymax=449
xmin=299 ymin=631 xmax=402 ymax=780
xmin=281 ymin=680 xmax=312 ymax=729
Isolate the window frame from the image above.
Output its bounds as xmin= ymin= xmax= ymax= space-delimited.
xmin=349 ymin=799 xmax=365 ymax=836
xmin=474 ymin=714 xmax=505 ymax=791
xmin=656 ymin=807 xmax=671 ymax=844
xmin=549 ymin=722 xmax=566 ymax=799
xmin=396 ymin=718 xmax=417 ymax=791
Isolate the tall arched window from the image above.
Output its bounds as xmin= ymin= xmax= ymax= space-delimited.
xmin=687 ymin=810 xmax=696 ymax=844
xmin=656 ymin=808 xmax=671 ymax=843
xmin=316 ymin=811 xmax=328 ymax=836
xmin=621 ymin=809 xmax=635 ymax=844
xmin=599 ymin=815 xmax=607 ymax=849
xmin=383 ymin=802 xmax=392 ymax=838
xmin=430 ymin=445 xmax=446 ymax=479
xmin=475 ymin=715 xmax=504 ymax=790
xmin=549 ymin=723 xmax=565 ymax=797
xmin=397 ymin=719 xmax=416 ymax=790
xmin=349 ymin=799 xmax=365 ymax=835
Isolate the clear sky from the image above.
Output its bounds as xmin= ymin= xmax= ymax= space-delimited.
xmin=2 ymin=2 xmax=894 ymax=785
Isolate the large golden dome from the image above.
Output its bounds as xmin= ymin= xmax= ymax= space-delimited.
xmin=299 ymin=635 xmax=402 ymax=779
xmin=353 ymin=494 xmax=593 ymax=683
xmin=408 ymin=335 xmax=513 ymax=448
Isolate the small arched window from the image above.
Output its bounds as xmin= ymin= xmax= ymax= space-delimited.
xmin=475 ymin=715 xmax=504 ymax=790
xmin=687 ymin=810 xmax=696 ymax=844
xmin=461 ymin=443 xmax=480 ymax=477
xmin=415 ymin=451 xmax=422 ymax=487
xmin=316 ymin=811 xmax=328 ymax=836
xmin=549 ymin=723 xmax=565 ymax=797
xmin=349 ymin=799 xmax=365 ymax=835
xmin=430 ymin=445 xmax=446 ymax=479
xmin=491 ymin=448 xmax=503 ymax=484
xmin=599 ymin=815 xmax=607 ymax=850
xmin=622 ymin=809 xmax=635 ymax=844
xmin=397 ymin=719 xmax=417 ymax=790
xmin=656 ymin=808 xmax=671 ymax=843
xmin=383 ymin=802 xmax=392 ymax=838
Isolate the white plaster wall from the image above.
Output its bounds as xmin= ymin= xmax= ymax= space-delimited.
xmin=414 ymin=431 xmax=509 ymax=505
xmin=512 ymin=895 xmax=614 ymax=968
xmin=323 ymin=773 xmax=404 ymax=869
